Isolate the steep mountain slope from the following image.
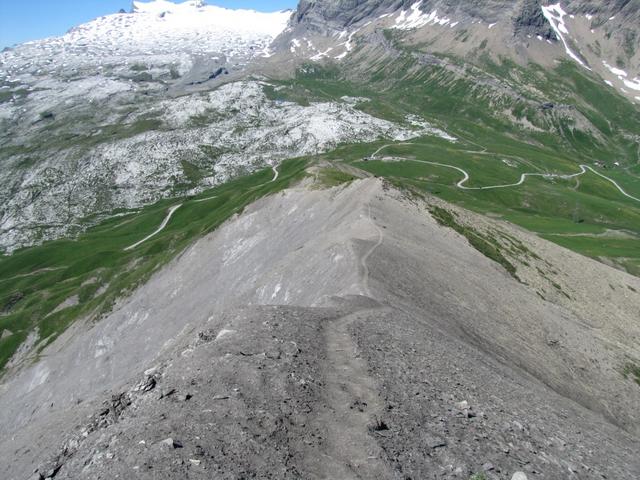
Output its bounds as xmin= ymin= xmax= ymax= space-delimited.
xmin=282 ymin=0 xmax=640 ymax=96
xmin=1 ymin=177 xmax=639 ymax=479
xmin=1 ymin=2 xmax=640 ymax=478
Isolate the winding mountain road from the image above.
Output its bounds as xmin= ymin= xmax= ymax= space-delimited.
xmin=371 ymin=144 xmax=640 ymax=202
xmin=123 ymin=164 xmax=282 ymax=251
xmin=124 ymin=204 xmax=182 ymax=251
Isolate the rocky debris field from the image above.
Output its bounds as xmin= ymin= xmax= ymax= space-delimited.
xmin=20 ymin=300 xmax=640 ymax=480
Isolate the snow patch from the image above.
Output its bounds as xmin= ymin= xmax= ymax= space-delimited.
xmin=541 ymin=3 xmax=590 ymax=70
xmin=602 ymin=61 xmax=640 ymax=91
xmin=311 ymin=47 xmax=334 ymax=61
xmin=603 ymin=60 xmax=627 ymax=77
xmin=393 ymin=1 xmax=451 ymax=30
xmin=406 ymin=114 xmax=457 ymax=142
xmin=622 ymin=77 xmax=640 ymax=91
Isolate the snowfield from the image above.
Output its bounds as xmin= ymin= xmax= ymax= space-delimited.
xmin=393 ymin=1 xmax=453 ymax=30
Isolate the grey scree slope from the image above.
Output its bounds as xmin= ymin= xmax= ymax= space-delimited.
xmin=1 ymin=178 xmax=639 ymax=479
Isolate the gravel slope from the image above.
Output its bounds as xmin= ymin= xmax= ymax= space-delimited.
xmin=1 ymin=178 xmax=639 ymax=479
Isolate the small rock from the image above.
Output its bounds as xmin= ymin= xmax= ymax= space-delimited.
xmin=177 ymin=393 xmax=193 ymax=402
xmin=159 ymin=388 xmax=176 ymax=399
xmin=483 ymin=462 xmax=495 ymax=471
xmin=38 ymin=460 xmax=61 ymax=479
xmin=137 ymin=376 xmax=156 ymax=392
xmin=161 ymin=438 xmax=183 ymax=449
xmin=425 ymin=434 xmax=447 ymax=450
xmin=189 ymin=459 xmax=201 ymax=466
xmin=212 ymin=395 xmax=229 ymax=400
xmin=511 ymin=472 xmax=528 ymax=480
xmin=192 ymin=445 xmax=205 ymax=457
xmin=455 ymin=400 xmax=469 ymax=410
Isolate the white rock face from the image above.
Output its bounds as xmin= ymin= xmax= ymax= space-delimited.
xmin=0 ymin=1 xmax=454 ymax=252
xmin=0 ymin=76 xmax=443 ymax=252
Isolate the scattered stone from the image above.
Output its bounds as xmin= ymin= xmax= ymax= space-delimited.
xmin=483 ymin=462 xmax=495 ymax=471
xmin=511 ymin=473 xmax=528 ymax=480
xmin=455 ymin=400 xmax=469 ymax=410
xmin=192 ymin=445 xmax=205 ymax=457
xmin=212 ymin=395 xmax=229 ymax=400
xmin=197 ymin=330 xmax=217 ymax=343
xmin=350 ymin=399 xmax=368 ymax=412
xmin=135 ymin=376 xmax=157 ymax=393
xmin=159 ymin=388 xmax=176 ymax=399
xmin=1 ymin=329 xmax=13 ymax=339
xmin=161 ymin=438 xmax=183 ymax=449
xmin=177 ymin=393 xmax=193 ymax=402
xmin=371 ymin=419 xmax=389 ymax=432
xmin=189 ymin=459 xmax=202 ymax=466
xmin=425 ymin=434 xmax=447 ymax=450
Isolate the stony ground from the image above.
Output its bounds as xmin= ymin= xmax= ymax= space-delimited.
xmin=1 ymin=178 xmax=639 ymax=479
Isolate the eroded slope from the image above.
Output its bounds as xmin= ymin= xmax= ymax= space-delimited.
xmin=1 ymin=178 xmax=639 ymax=479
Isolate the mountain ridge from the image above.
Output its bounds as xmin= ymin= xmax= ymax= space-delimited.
xmin=1 ymin=1 xmax=640 ymax=478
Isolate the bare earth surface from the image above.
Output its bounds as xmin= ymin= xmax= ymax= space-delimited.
xmin=1 ymin=178 xmax=639 ymax=479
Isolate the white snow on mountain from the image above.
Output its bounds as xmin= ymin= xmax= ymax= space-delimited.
xmin=0 ymin=0 xmax=290 ymax=87
xmin=601 ymin=60 xmax=640 ymax=91
xmin=541 ymin=3 xmax=590 ymax=70
xmin=393 ymin=1 xmax=452 ymax=30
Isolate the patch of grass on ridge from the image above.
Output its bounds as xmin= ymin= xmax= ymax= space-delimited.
xmin=428 ymin=206 xmax=518 ymax=279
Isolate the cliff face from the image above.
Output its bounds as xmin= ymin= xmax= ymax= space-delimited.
xmin=289 ymin=0 xmax=639 ymax=44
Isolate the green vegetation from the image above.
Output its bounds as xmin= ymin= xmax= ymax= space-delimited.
xmin=266 ymin=56 xmax=640 ymax=276
xmin=180 ymin=159 xmax=205 ymax=184
xmin=623 ymin=362 xmax=640 ymax=386
xmin=316 ymin=167 xmax=358 ymax=187
xmin=429 ymin=206 xmax=518 ymax=278
xmin=0 ymin=158 xmax=309 ymax=373
xmin=470 ymin=473 xmax=488 ymax=480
